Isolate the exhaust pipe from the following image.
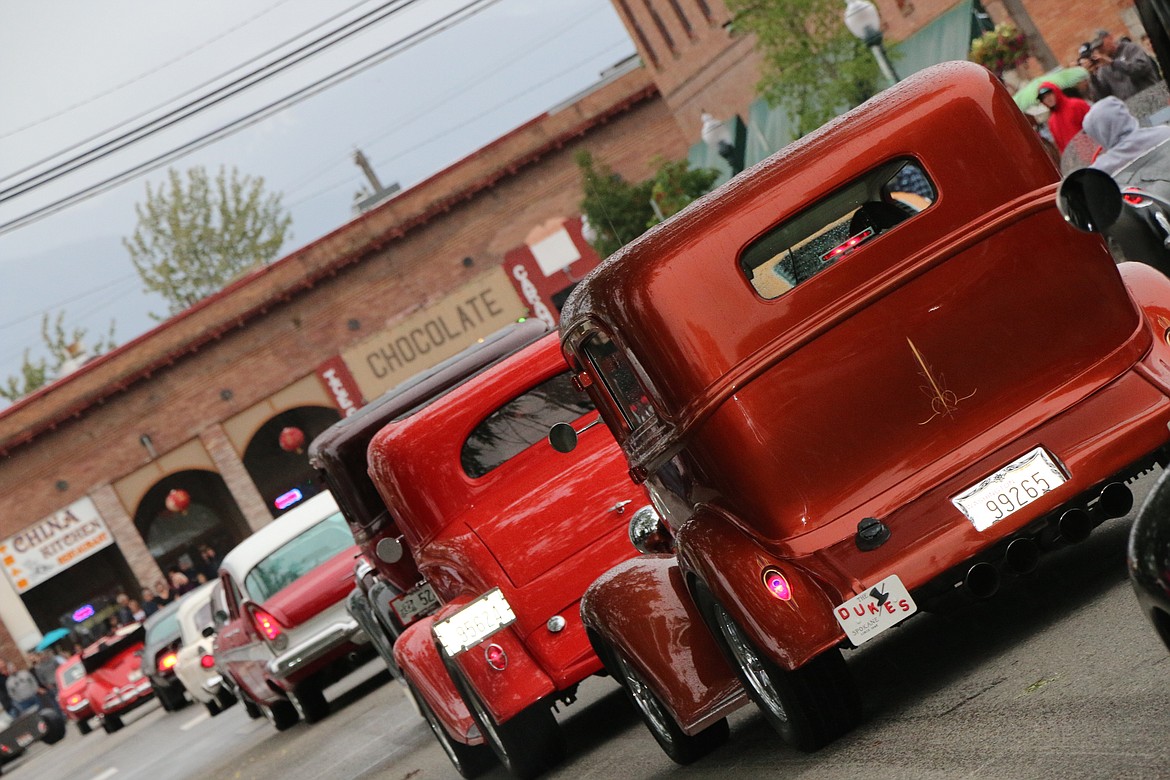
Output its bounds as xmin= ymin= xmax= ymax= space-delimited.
xmin=1004 ymin=538 xmax=1040 ymax=574
xmin=964 ymin=562 xmax=1000 ymax=599
xmin=1059 ymin=508 xmax=1092 ymax=543
xmin=1096 ymin=482 xmax=1133 ymax=519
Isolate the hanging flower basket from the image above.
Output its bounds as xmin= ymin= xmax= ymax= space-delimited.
xmin=969 ymin=23 xmax=1031 ymax=77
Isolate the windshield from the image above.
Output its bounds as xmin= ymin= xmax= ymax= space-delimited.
xmin=59 ymin=660 xmax=85 ymax=686
xmin=244 ymin=512 xmax=353 ymax=602
xmin=146 ymin=610 xmax=181 ymax=644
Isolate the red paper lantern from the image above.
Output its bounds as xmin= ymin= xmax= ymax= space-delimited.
xmin=278 ymin=426 xmax=306 ymax=454
xmin=165 ymin=488 xmax=191 ymax=514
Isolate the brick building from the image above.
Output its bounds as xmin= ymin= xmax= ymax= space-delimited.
xmin=0 ymin=0 xmax=1152 ymax=660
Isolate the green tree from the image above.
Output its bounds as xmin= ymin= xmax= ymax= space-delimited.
xmin=0 ymin=312 xmax=117 ymax=402
xmin=726 ymin=0 xmax=882 ymax=136
xmin=576 ymin=151 xmax=717 ymax=258
xmin=124 ymin=165 xmax=292 ymax=319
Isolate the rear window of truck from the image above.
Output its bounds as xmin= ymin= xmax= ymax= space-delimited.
xmin=741 ymin=158 xmax=936 ymax=299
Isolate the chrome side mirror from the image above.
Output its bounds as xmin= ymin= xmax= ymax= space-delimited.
xmin=1058 ymin=168 xmax=1122 ymax=233
xmin=628 ymin=505 xmax=672 ymax=555
xmin=376 ymin=536 xmax=405 ymax=565
xmin=548 ymin=417 xmax=604 ymax=454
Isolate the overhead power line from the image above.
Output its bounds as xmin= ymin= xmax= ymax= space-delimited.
xmin=0 ymin=0 xmax=299 ymax=141
xmin=0 ymin=0 xmax=424 ymax=202
xmin=0 ymin=0 xmax=503 ymax=237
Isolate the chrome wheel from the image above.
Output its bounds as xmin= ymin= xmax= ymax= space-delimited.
xmin=613 ymin=652 xmax=674 ymax=746
xmin=712 ymin=602 xmax=789 ymax=724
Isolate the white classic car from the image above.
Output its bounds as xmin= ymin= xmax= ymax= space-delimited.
xmin=173 ymin=580 xmax=238 ymax=716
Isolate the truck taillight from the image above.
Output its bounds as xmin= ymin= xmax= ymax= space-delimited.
xmin=158 ymin=652 xmax=178 ymax=673
xmin=200 ymin=654 xmax=216 ymax=669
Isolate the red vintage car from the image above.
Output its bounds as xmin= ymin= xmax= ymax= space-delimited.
xmin=80 ymin=624 xmax=154 ymax=733
xmin=307 ymin=323 xmax=549 ymax=683
xmin=368 ymin=331 xmax=650 ymax=778
xmin=213 ymin=490 xmax=372 ymax=731
xmin=54 ymin=654 xmax=95 ymax=735
xmin=554 ymin=60 xmax=1170 ymax=761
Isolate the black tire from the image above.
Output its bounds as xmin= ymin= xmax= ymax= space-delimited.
xmin=260 ymin=698 xmax=299 ymax=732
xmin=404 ymin=677 xmax=494 ymax=779
xmin=37 ymin=709 xmax=67 ymax=744
xmin=155 ymin=682 xmax=186 ymax=712
xmin=700 ymin=591 xmax=860 ymax=752
xmin=216 ymin=688 xmax=238 ymax=711
xmin=288 ymin=681 xmax=329 ymax=724
xmin=76 ymin=718 xmax=92 ymax=736
xmin=102 ymin=714 xmax=123 ymax=734
xmin=240 ymin=693 xmax=263 ymax=720
xmin=448 ymin=664 xmax=566 ymax=780
xmin=205 ymin=698 xmax=221 ymax=717
xmin=608 ymin=646 xmax=729 ymax=764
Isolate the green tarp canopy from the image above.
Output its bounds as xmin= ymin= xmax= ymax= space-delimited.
xmin=689 ymin=0 xmax=981 ymax=181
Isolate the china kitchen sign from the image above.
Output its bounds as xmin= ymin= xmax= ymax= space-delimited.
xmin=1 ymin=497 xmax=114 ymax=593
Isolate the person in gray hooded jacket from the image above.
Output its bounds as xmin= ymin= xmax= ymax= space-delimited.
xmin=1083 ymin=96 xmax=1170 ymax=178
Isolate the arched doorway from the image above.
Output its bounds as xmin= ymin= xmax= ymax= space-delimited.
xmin=243 ymin=406 xmax=340 ymax=517
xmin=134 ymin=470 xmax=251 ymax=584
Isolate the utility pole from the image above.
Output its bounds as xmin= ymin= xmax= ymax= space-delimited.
xmin=352 ymin=148 xmax=401 ymax=213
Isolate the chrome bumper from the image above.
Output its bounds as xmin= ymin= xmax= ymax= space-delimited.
xmin=266 ymin=618 xmax=367 ymax=678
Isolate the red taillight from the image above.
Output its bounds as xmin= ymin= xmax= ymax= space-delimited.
xmin=484 ymin=643 xmax=507 ymax=671
xmin=251 ymin=608 xmax=283 ymax=642
xmin=158 ymin=652 xmax=178 ymax=673
xmin=762 ymin=568 xmax=793 ymax=601
xmin=200 ymin=654 xmax=216 ymax=669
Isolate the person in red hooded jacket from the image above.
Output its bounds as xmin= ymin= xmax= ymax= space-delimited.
xmin=1038 ymin=81 xmax=1091 ymax=153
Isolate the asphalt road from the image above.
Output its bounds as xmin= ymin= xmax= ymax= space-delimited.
xmin=7 ymin=474 xmax=1170 ymax=780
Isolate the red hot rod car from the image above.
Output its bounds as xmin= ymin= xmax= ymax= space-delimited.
xmin=368 ymin=331 xmax=651 ymax=778
xmin=554 ymin=61 xmax=1170 ymax=760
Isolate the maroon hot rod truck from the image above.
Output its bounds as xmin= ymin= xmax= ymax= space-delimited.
xmin=552 ymin=61 xmax=1170 ymax=761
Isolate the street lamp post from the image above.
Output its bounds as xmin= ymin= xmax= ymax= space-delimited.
xmin=844 ymin=0 xmax=900 ymax=84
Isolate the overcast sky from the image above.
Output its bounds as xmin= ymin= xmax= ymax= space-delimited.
xmin=0 ymin=0 xmax=635 ymax=385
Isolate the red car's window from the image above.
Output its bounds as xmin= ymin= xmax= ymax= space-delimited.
xmin=741 ymin=158 xmax=936 ymax=299
xmin=461 ymin=372 xmax=594 ymax=478
xmin=581 ymin=332 xmax=654 ymax=431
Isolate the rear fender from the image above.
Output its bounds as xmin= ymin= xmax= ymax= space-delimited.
xmin=1122 ymin=262 xmax=1170 ymax=393
xmin=443 ymin=617 xmax=556 ymax=725
xmin=394 ymin=615 xmax=481 ymax=746
xmin=675 ymin=509 xmax=844 ymax=670
xmin=582 ymin=555 xmax=744 ymax=735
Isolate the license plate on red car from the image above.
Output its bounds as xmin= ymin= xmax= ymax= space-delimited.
xmin=432 ymin=588 xmax=515 ymax=656
xmin=391 ymin=582 xmax=439 ymax=625
xmin=951 ymin=447 xmax=1066 ymax=532
xmin=834 ymin=574 xmax=917 ymax=646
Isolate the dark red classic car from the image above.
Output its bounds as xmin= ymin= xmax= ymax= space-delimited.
xmin=554 ymin=61 xmax=1170 ymax=761
xmin=213 ymin=491 xmax=371 ymax=731
xmin=368 ymin=331 xmax=650 ymax=778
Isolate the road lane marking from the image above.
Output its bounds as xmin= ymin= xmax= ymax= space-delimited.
xmin=180 ymin=712 xmax=210 ymax=731
xmin=89 ymin=769 xmax=118 ymax=780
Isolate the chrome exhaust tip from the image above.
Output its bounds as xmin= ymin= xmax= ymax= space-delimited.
xmin=964 ymin=562 xmax=1000 ymax=599
xmin=1058 ymin=508 xmax=1092 ymax=544
xmin=1096 ymin=482 xmax=1133 ymax=519
xmin=1004 ymin=537 xmax=1040 ymax=574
